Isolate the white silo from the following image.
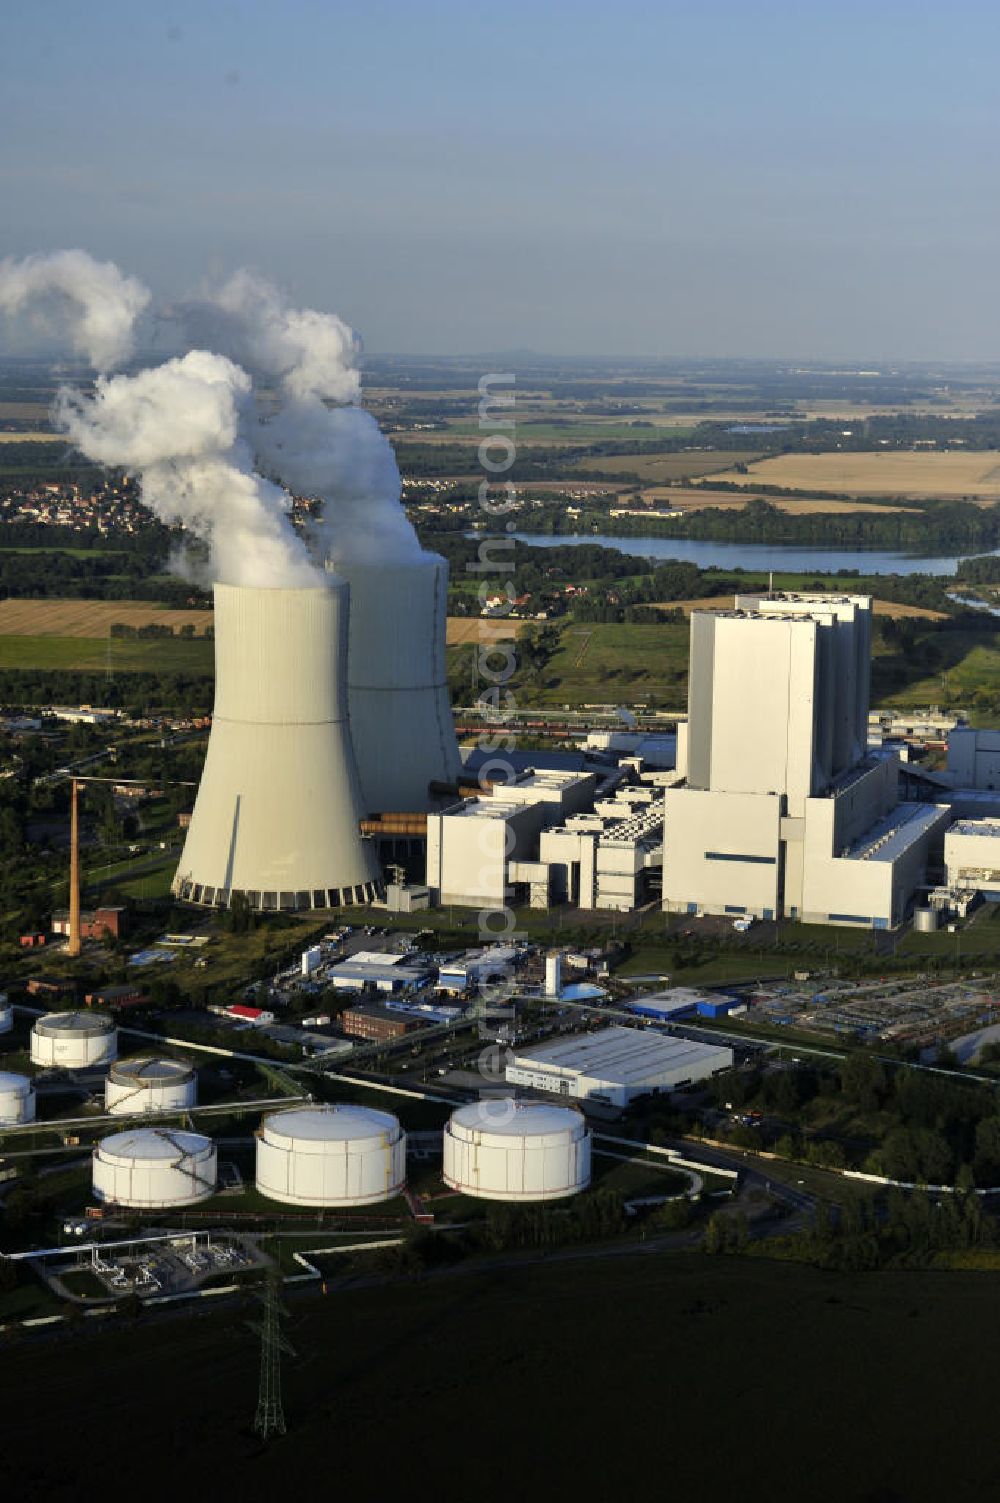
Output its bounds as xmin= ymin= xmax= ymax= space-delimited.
xmin=0 ymin=1072 xmax=35 ymax=1125
xmin=443 ymin=1098 xmax=591 ymax=1202
xmin=172 ymin=581 xmax=381 ymax=910
xmin=105 ymin=1057 xmax=197 ymax=1115
xmin=335 ymin=552 xmax=461 ymax=812
xmin=31 ymin=1011 xmax=117 ymax=1068
xmin=92 ymin=1127 xmax=217 ymax=1208
xmin=256 ymin=1104 xmax=406 ymax=1206
xmin=545 ymin=951 xmax=563 ymax=999
xmin=0 ymin=992 xmax=12 ymax=1035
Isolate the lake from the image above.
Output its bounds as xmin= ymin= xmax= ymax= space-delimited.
xmin=502 ymin=532 xmax=998 ymax=577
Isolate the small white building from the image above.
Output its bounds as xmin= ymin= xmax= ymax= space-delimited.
xmin=944 ymin=818 xmax=1000 ymax=896
xmin=506 ymin=1025 xmax=733 ymax=1109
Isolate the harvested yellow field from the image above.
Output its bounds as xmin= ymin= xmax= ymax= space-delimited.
xmin=0 ymin=430 xmax=60 ymax=443
xmin=446 ymin=617 xmax=529 ymax=645
xmin=0 ymin=599 xmax=213 ymax=637
xmin=639 ymin=487 xmax=916 ymax=515
xmin=710 ymin=451 xmax=1000 ymax=499
xmin=654 ymin=596 xmax=946 ymax=621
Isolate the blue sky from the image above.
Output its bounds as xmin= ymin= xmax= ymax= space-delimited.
xmin=2 ymin=0 xmax=1000 ymax=358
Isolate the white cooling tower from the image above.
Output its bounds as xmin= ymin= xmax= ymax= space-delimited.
xmin=336 ymin=552 xmax=461 ymax=812
xmin=173 ymin=581 xmax=381 ymax=911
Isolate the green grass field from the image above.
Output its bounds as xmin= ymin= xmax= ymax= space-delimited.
xmin=0 ymin=634 xmax=214 ymax=672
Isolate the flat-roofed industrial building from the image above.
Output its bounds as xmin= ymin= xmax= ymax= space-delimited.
xmin=505 ymin=1025 xmax=733 ymax=1109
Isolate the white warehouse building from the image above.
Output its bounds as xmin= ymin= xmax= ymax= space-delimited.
xmin=506 ymin=1025 xmax=734 ymax=1109
xmin=662 ymin=594 xmax=949 ymax=930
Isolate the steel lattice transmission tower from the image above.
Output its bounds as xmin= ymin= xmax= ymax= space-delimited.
xmin=249 ymin=1276 xmax=295 ymax=1440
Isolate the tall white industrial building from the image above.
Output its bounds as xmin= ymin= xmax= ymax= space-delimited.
xmin=173 ymin=582 xmax=381 ymax=911
xmin=663 ymin=593 xmax=949 ymax=930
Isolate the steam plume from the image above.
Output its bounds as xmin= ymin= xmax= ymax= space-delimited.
xmin=0 ymin=250 xmax=149 ymax=371
xmin=183 ymin=274 xmax=422 ymax=565
xmin=56 ymin=351 xmax=322 ymax=588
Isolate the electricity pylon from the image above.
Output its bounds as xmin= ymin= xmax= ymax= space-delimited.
xmin=248 ymin=1275 xmax=295 ymax=1439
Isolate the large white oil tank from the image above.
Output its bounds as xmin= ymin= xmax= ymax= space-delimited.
xmin=31 ymin=1011 xmax=117 ymax=1069
xmin=443 ymin=1099 xmax=591 ymax=1202
xmin=335 ymin=553 xmax=462 ymax=812
xmin=92 ymin=1127 xmax=217 ymax=1208
xmin=105 ymin=1056 xmax=197 ymax=1115
xmin=172 ymin=581 xmax=381 ymax=912
xmin=0 ymin=991 xmax=12 ymax=1035
xmin=0 ymin=1071 xmax=35 ymax=1124
xmin=256 ymin=1104 xmax=406 ymax=1206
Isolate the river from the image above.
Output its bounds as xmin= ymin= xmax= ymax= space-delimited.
xmin=501 ymin=532 xmax=999 ymax=577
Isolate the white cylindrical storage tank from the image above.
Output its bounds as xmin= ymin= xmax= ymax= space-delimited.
xmin=256 ymin=1104 xmax=406 ymax=1207
xmin=92 ymin=1127 xmax=217 ymax=1208
xmin=0 ymin=1071 xmax=35 ymax=1125
xmin=443 ymin=1099 xmax=591 ymax=1202
xmin=105 ymin=1057 xmax=197 ymax=1115
xmin=172 ymin=581 xmax=381 ymax=912
xmin=334 ymin=553 xmax=461 ymax=812
xmin=545 ymin=951 xmax=562 ymax=999
xmin=0 ymin=991 xmax=12 ymax=1035
xmin=914 ymin=907 xmax=938 ymax=933
xmin=30 ymin=1011 xmax=117 ymax=1068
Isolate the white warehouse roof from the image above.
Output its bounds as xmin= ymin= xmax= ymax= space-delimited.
xmin=507 ymin=1025 xmax=733 ymax=1108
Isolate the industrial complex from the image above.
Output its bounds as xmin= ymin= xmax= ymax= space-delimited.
xmin=158 ymin=577 xmax=1000 ymax=935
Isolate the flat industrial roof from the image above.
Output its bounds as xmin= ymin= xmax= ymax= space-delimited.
xmin=949 ymin=819 xmax=1000 ymax=838
xmin=845 ymin=802 xmax=949 ymax=863
xmin=509 ymin=1025 xmax=730 ymax=1086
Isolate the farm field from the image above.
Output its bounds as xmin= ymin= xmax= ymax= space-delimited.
xmin=445 ymin=617 xmax=530 ymax=645
xmin=0 ymin=634 xmax=213 ymax=672
xmin=0 ymin=430 xmax=58 ymax=443
xmin=711 ymin=450 xmax=1000 ymax=498
xmin=568 ymin=450 xmax=759 ymax=482
xmin=0 ymin=599 xmax=213 ymax=636
xmin=641 ymin=486 xmax=918 ymax=514
xmin=2 ymin=1253 xmax=1000 ymax=1500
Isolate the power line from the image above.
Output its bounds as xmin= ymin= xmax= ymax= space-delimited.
xmin=247 ymin=1273 xmax=295 ymax=1440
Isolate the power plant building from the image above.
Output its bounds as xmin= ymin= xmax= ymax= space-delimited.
xmin=172 ymin=582 xmax=381 ymax=912
xmin=505 ymin=1025 xmax=733 ymax=1109
xmin=425 ymin=770 xmax=597 ymax=908
xmin=944 ymin=819 xmax=1000 ymax=897
xmin=443 ymin=1099 xmax=591 ymax=1201
xmin=662 ymin=594 xmax=949 ymax=929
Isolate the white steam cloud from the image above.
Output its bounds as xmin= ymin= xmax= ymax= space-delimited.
xmin=55 ymin=352 xmax=322 ymax=589
xmin=0 ymin=250 xmax=150 ymax=371
xmin=182 ymin=273 xmax=422 ymax=566
xmin=0 ymin=251 xmax=421 ymax=585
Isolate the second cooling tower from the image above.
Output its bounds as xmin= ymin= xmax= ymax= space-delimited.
xmin=173 ymin=581 xmax=380 ymax=911
xmin=336 ymin=552 xmax=461 ymax=812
